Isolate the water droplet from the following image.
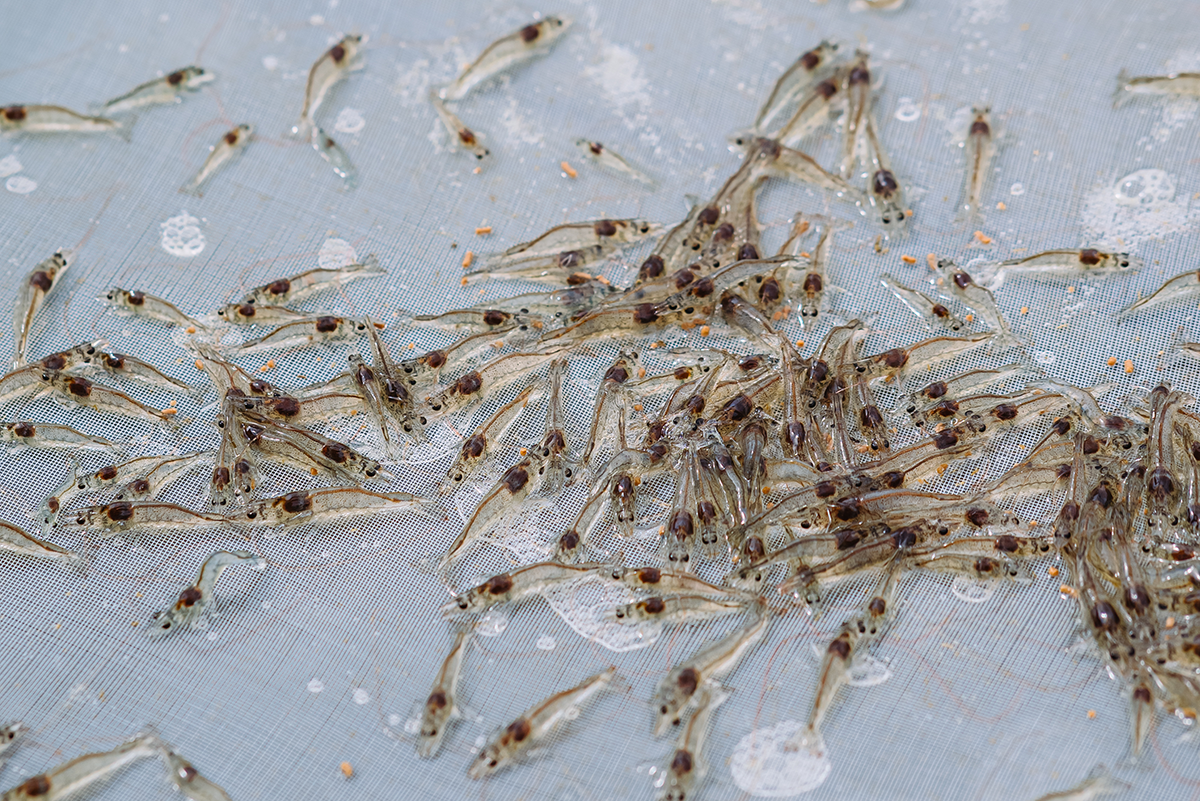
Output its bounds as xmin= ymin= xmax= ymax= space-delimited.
xmin=474 ymin=735 xmax=487 ymax=747
xmin=729 ymin=720 xmax=832 ymax=796
xmin=952 ymin=575 xmax=996 ymax=603
xmin=262 ymin=55 xmax=279 ymax=71
xmin=535 ymin=635 xmax=556 ymax=650
xmin=352 ymin=688 xmax=370 ymax=705
xmin=387 ymin=713 xmax=401 ymax=726
xmin=206 ymin=631 xmax=219 ymax=641
xmin=845 ymin=655 xmax=892 ymax=687
xmin=159 ymin=211 xmax=205 ymax=257
xmin=1009 ymin=182 xmax=1025 ymax=196
xmin=1114 ymin=168 xmax=1175 ymax=207
xmin=475 ymin=610 xmax=509 ymax=638
xmin=309 ymin=14 xmax=325 ymax=25
xmin=563 ymin=706 xmax=581 ymax=721
xmin=307 ymin=678 xmax=325 ymax=693
xmin=894 ymin=97 xmax=920 ymax=123
xmin=6 ymin=175 xmax=37 ymax=194
xmin=404 ymin=717 xmax=421 ymax=735
xmin=334 ymin=108 xmax=366 ymax=135
xmin=1032 ymin=350 xmax=1056 ymax=365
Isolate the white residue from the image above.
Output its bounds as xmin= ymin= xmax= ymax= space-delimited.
xmin=159 ymin=211 xmax=205 ymax=257
xmin=5 ymin=175 xmax=36 ymax=194
xmin=307 ymin=678 xmax=325 ymax=693
xmin=894 ymin=97 xmax=920 ymax=123
xmin=583 ymin=43 xmax=651 ymax=129
xmin=541 ymin=573 xmax=661 ymax=652
xmin=262 ymin=55 xmax=280 ymax=71
xmin=535 ymin=634 xmax=556 ymax=650
xmin=403 ymin=716 xmax=420 ymax=734
xmin=475 ymin=609 xmax=509 ymax=638
xmin=1081 ymin=169 xmax=1197 ymax=252
xmin=1143 ymin=49 xmax=1200 ymax=144
xmin=0 ymin=154 xmax=22 ymax=178
xmin=317 ymin=237 xmax=357 ymax=269
xmin=730 ymin=720 xmax=833 ymax=796
xmin=1009 ymin=182 xmax=1025 ymax=196
xmin=334 ymin=107 xmax=365 ymax=134
xmin=309 ymin=14 xmax=325 ymax=25
xmin=499 ymin=97 xmax=544 ymax=145
xmin=352 ymin=688 xmax=370 ymax=705
xmin=845 ymin=655 xmax=892 ymax=687
xmin=958 ymin=0 xmax=1008 ymax=26
xmin=951 ymin=575 xmax=997 ymax=603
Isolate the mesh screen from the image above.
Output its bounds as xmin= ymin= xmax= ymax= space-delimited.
xmin=1 ymin=0 xmax=1199 ymax=798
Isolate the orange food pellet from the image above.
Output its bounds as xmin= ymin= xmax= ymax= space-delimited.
xmin=1067 ymin=286 xmax=1076 ymax=293
xmin=373 ymin=321 xmax=386 ymax=329
xmin=194 ymin=360 xmax=205 ymax=370
xmin=700 ymin=325 xmax=711 ymax=337
xmin=936 ymin=464 xmax=948 ymax=475
xmin=475 ymin=226 xmax=492 ymax=235
xmin=185 ymin=326 xmax=196 ymax=334
xmin=461 ymin=251 xmax=475 ymax=269
xmin=800 ymin=251 xmax=811 ymax=259
xmin=161 ymin=407 xmax=177 ymax=415
xmin=1124 ymin=359 xmax=1134 ymax=374
xmin=965 ymin=314 xmax=974 ymax=323
xmin=561 ymin=160 xmax=577 ymax=178
xmin=901 ymin=255 xmax=917 ymax=264
xmin=1048 ymin=566 xmax=1059 ymax=577
xmin=996 ymin=201 xmax=1007 ymax=210
xmin=519 ymin=448 xmax=528 ymax=456
xmin=1166 ymin=616 xmax=1176 ymax=629
xmin=637 ymin=367 xmax=647 ymax=378
xmin=1020 ymin=306 xmax=1029 ymax=315
xmin=926 ymin=253 xmax=938 ymax=270
xmin=1060 ymin=584 xmax=1075 ymax=596
xmin=473 ymin=166 xmax=481 ymax=174
xmin=633 ymin=403 xmax=643 ymax=412
xmin=1107 ymin=356 xmax=1117 ymax=366
xmin=761 ymin=487 xmax=770 ymax=495
xmin=973 ymin=231 xmax=992 ymax=244
xmin=796 ymin=339 xmax=805 ymax=348
xmin=1087 ymin=710 xmax=1096 ymax=719
xmin=340 ymin=762 xmax=354 ymax=779
xmin=310 ymin=468 xmax=319 ymax=476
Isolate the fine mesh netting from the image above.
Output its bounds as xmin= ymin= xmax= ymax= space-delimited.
xmin=2 ymin=0 xmax=1200 ymax=799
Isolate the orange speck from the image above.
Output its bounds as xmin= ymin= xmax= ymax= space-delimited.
xmin=973 ymin=231 xmax=992 ymax=244
xmin=473 ymin=166 xmax=481 ymax=174
xmin=310 ymin=468 xmax=319 ymax=476
xmin=901 ymin=255 xmax=917 ymax=265
xmin=131 ymin=621 xmax=138 ymax=627
xmin=1107 ymin=356 xmax=1117 ymax=366
xmin=772 ymin=309 xmax=785 ymax=321
xmin=1087 ymin=710 xmax=1096 ymax=719
xmin=637 ymin=367 xmax=647 ymax=378
xmin=373 ymin=321 xmax=386 ymax=329
xmin=194 ymin=359 xmax=205 ymax=370
xmin=1020 ymin=306 xmax=1028 ymax=315
xmin=996 ymin=201 xmax=1007 ymax=210
xmin=259 ymin=364 xmax=269 ymax=372
xmin=530 ymin=320 xmax=543 ymax=329
xmin=475 ymin=226 xmax=492 ymax=235
xmin=161 ymin=407 xmax=177 ymax=416
xmin=964 ymin=314 xmax=974 ymax=323
xmin=1124 ymin=359 xmax=1134 ymax=374
xmin=462 ymin=251 xmax=474 ymax=269
xmin=700 ymin=325 xmax=711 ymax=337
xmin=1067 ymin=285 xmax=1076 ymax=293
xmin=799 ymin=251 xmax=811 ymax=259
xmin=1166 ymin=616 xmax=1176 ymax=629
xmin=460 ymin=277 xmax=468 ymax=286
xmin=268 ymin=359 xmax=277 ymax=368
xmin=633 ymin=403 xmax=644 ymax=412
xmin=926 ymin=253 xmax=938 ymax=270
xmin=561 ymin=160 xmax=577 ymax=178
xmin=796 ymin=339 xmax=805 ymax=348
xmin=519 ymin=448 xmax=528 ymax=456
xmin=406 ymin=343 xmax=415 ymax=350
xmin=1048 ymin=566 xmax=1059 ymax=577
xmin=633 ymin=475 xmax=642 ymax=486
xmin=185 ymin=326 xmax=196 ymax=334
xmin=168 ymin=398 xmax=177 ymax=407
xmin=1060 ymin=584 xmax=1076 ymax=596
xmin=340 ymin=762 xmax=354 ymax=779
xmin=936 ymin=464 xmax=948 ymax=475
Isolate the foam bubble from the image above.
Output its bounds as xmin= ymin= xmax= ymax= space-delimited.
xmin=307 ymin=678 xmax=325 ymax=693
xmin=334 ymin=108 xmax=365 ymax=135
xmin=1081 ymin=169 xmax=1197 ymax=251
xmin=318 ymin=237 xmax=358 ymax=269
xmin=352 ymin=688 xmax=370 ymax=704
xmin=541 ymin=573 xmax=661 ymax=652
xmin=0 ymin=154 xmax=22 ymax=178
xmin=894 ymin=97 xmax=920 ymax=123
xmin=475 ymin=610 xmax=509 ymax=638
xmin=730 ymin=720 xmax=833 ymax=796
xmin=845 ymin=654 xmax=892 ymax=687
xmin=160 ymin=211 xmax=205 ymax=257
xmin=952 ymin=575 xmax=997 ymax=603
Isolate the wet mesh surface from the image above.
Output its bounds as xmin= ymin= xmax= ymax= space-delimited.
xmin=1 ymin=0 xmax=1200 ymax=798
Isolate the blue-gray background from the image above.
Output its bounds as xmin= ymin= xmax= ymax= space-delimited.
xmin=2 ymin=0 xmax=1200 ymax=798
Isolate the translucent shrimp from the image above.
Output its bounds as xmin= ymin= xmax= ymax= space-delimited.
xmin=234 ymin=315 xmax=369 ymax=353
xmin=147 ymin=550 xmax=258 ymax=639
xmin=0 ymin=729 xmax=166 ymax=801
xmin=101 ymin=66 xmax=213 ymax=115
xmin=102 ymin=288 xmax=206 ymax=330
xmin=0 ymin=421 xmax=115 ymax=452
xmin=160 ymin=749 xmax=234 ymax=801
xmin=958 ymin=106 xmax=995 ymax=220
xmin=429 ymin=94 xmax=489 ymax=159
xmin=181 ymin=124 xmax=253 ymax=195
xmin=0 ymin=519 xmax=82 ymax=569
xmin=439 ymin=458 xmax=534 ymax=576
xmin=239 ymin=487 xmax=426 ymax=528
xmin=440 ymin=384 xmax=536 ymax=494
xmin=240 ymin=253 xmax=383 ymax=307
xmin=311 ymin=125 xmax=358 ymax=189
xmin=12 ymin=249 xmax=71 ymax=368
xmin=439 ymin=17 xmax=571 ymax=102
xmin=292 ymin=34 xmax=364 ymax=139
xmin=575 ymin=139 xmax=655 ymax=186
xmin=416 ymin=627 xmax=472 ymax=758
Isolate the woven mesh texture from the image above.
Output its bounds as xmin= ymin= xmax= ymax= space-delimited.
xmin=2 ymin=0 xmax=1200 ymax=798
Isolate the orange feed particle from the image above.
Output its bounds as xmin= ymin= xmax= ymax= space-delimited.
xmin=1107 ymin=356 xmax=1117 ymax=366
xmin=475 ymin=226 xmax=492 ymax=235
xmin=461 ymin=251 xmax=474 ymax=269
xmin=1124 ymin=359 xmax=1134 ymax=374
xmin=901 ymin=255 xmax=917 ymax=264
xmin=561 ymin=161 xmax=577 ymax=178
